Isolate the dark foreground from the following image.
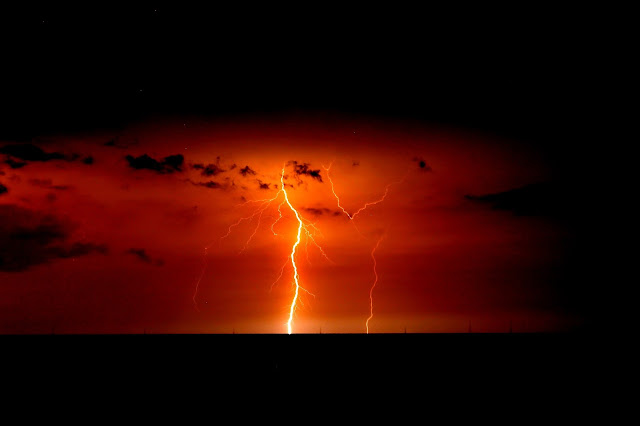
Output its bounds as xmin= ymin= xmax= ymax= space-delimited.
xmin=2 ymin=333 xmax=616 ymax=414
xmin=1 ymin=333 xmax=604 ymax=376
xmin=5 ymin=332 xmax=626 ymax=426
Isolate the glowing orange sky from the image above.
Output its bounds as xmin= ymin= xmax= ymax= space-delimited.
xmin=0 ymin=115 xmax=583 ymax=333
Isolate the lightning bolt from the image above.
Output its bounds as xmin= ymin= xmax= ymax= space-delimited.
xmin=323 ymin=161 xmax=407 ymax=334
xmin=366 ymin=236 xmax=384 ymax=334
xmin=323 ymin=161 xmax=408 ymax=221
xmin=194 ymin=160 xmax=404 ymax=334
xmin=281 ymin=165 xmax=303 ymax=334
xmin=323 ymin=161 xmax=353 ymax=219
xmin=193 ymin=237 xmax=224 ymax=312
xmin=195 ymin=163 xmax=327 ymax=333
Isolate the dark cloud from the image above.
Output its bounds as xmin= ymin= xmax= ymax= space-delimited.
xmin=412 ymin=157 xmax=432 ymax=171
xmin=0 ymin=144 xmax=65 ymax=162
xmin=301 ymin=207 xmax=342 ymax=217
xmin=239 ymin=165 xmax=256 ymax=177
xmin=126 ymin=248 xmax=165 ymax=267
xmin=0 ymin=183 xmax=7 ymax=195
xmin=202 ymin=164 xmax=224 ymax=176
xmin=465 ymin=182 xmax=572 ymax=218
xmin=289 ymin=161 xmax=323 ymax=182
xmin=352 ymin=161 xmax=360 ymax=167
xmin=29 ymin=178 xmax=72 ymax=191
xmin=125 ymin=154 xmax=184 ymax=173
xmin=5 ymin=158 xmax=27 ymax=169
xmin=125 ymin=154 xmax=161 ymax=171
xmin=162 ymin=155 xmax=184 ymax=171
xmin=257 ymin=179 xmax=271 ymax=190
xmin=0 ymin=143 xmax=76 ymax=169
xmin=0 ymin=204 xmax=107 ymax=272
xmin=0 ymin=144 xmax=93 ymax=169
xmin=82 ymin=156 xmax=94 ymax=165
xmin=192 ymin=162 xmax=225 ymax=177
xmin=186 ymin=179 xmax=222 ymax=190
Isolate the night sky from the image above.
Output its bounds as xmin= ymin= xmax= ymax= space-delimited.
xmin=1 ymin=4 xmax=605 ymax=337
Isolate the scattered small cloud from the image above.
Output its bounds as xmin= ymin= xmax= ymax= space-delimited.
xmin=126 ymin=248 xmax=165 ymax=267
xmin=125 ymin=153 xmax=184 ymax=173
xmin=187 ymin=179 xmax=222 ymax=189
xmin=412 ymin=157 xmax=432 ymax=172
xmin=289 ymin=161 xmax=323 ymax=182
xmin=0 ymin=144 xmax=65 ymax=162
xmin=301 ymin=207 xmax=343 ymax=217
xmin=239 ymin=165 xmax=256 ymax=177
xmin=0 ymin=143 xmax=81 ymax=168
xmin=192 ymin=161 xmax=225 ymax=177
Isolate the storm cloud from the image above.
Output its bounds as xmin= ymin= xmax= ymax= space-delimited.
xmin=257 ymin=179 xmax=271 ymax=190
xmin=0 ymin=144 xmax=65 ymax=162
xmin=0 ymin=143 xmax=70 ymax=168
xmin=125 ymin=153 xmax=184 ymax=173
xmin=289 ymin=161 xmax=322 ymax=182
xmin=187 ymin=179 xmax=222 ymax=190
xmin=239 ymin=165 xmax=256 ymax=177
xmin=0 ymin=204 xmax=108 ymax=272
xmin=301 ymin=207 xmax=343 ymax=217
xmin=192 ymin=157 xmax=226 ymax=177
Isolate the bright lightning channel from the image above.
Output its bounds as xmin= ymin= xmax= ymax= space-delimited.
xmin=280 ymin=165 xmax=303 ymax=335
xmin=323 ymin=161 xmax=408 ymax=220
xmin=194 ymin=163 xmax=328 ymax=334
xmin=366 ymin=236 xmax=384 ymax=334
xmin=323 ymin=161 xmax=408 ymax=333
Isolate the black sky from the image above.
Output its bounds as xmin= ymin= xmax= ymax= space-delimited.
xmin=1 ymin=4 xmax=599 ymax=147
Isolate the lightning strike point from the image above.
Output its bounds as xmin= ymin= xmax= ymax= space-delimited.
xmin=366 ymin=236 xmax=384 ymax=334
xmin=281 ymin=165 xmax=304 ymax=335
